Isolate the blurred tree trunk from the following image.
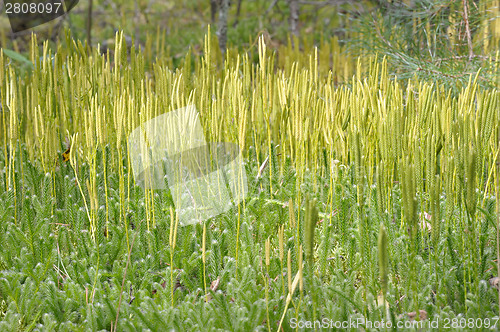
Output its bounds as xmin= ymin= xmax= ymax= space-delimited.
xmin=217 ymin=0 xmax=229 ymax=55
xmin=86 ymin=0 xmax=93 ymax=51
xmin=288 ymin=0 xmax=299 ymax=39
xmin=210 ymin=0 xmax=218 ymax=24
xmin=233 ymin=0 xmax=243 ymax=27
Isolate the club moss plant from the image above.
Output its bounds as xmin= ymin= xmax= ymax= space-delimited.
xmin=0 ymin=30 xmax=499 ymax=330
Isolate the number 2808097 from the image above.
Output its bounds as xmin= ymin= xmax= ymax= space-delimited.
xmin=5 ymin=1 xmax=63 ymax=15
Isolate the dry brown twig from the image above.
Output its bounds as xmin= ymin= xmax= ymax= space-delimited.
xmin=462 ymin=0 xmax=474 ymax=61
